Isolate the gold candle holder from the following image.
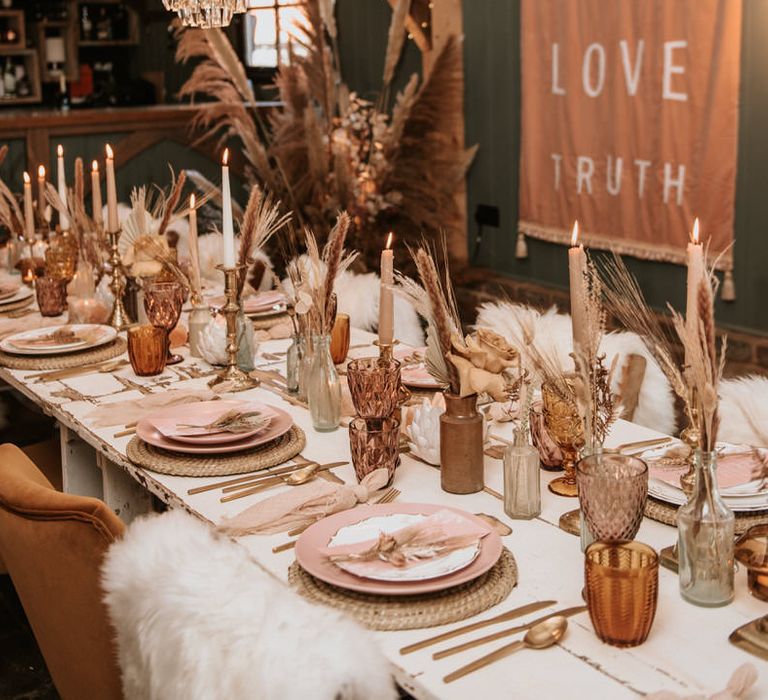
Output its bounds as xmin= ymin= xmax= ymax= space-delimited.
xmin=208 ymin=264 xmax=259 ymax=393
xmin=107 ymin=229 xmax=132 ymax=331
xmin=374 ymin=339 xmax=399 ymax=361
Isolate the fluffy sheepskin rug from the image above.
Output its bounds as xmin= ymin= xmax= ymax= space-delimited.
xmin=719 ymin=375 xmax=768 ymax=447
xmin=476 ymin=302 xmax=677 ymax=436
xmin=102 ymin=510 xmax=395 ymax=700
xmin=283 ymin=256 xmax=424 ymax=347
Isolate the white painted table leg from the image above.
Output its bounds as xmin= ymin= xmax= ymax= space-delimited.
xmin=97 ymin=452 xmax=153 ymax=524
xmin=60 ymin=423 xmax=103 ymax=499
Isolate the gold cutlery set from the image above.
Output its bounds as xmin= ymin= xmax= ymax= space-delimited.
xmin=399 ymin=600 xmax=588 ymax=683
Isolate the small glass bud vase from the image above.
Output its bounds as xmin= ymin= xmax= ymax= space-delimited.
xmin=297 ymin=336 xmax=311 ymax=402
xmin=503 ymin=443 xmax=541 ymax=520
xmin=236 ymin=306 xmax=256 ymax=372
xmin=286 ymin=333 xmax=303 ymax=393
xmin=677 ymin=449 xmax=735 ymax=607
xmin=307 ymin=334 xmax=341 ymax=432
xmin=188 ymin=303 xmax=212 ymax=358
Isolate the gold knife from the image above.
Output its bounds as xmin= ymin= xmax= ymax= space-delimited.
xmin=220 ymin=461 xmax=349 ymax=494
xmin=220 ymin=462 xmax=348 ymax=503
xmin=399 ymin=600 xmax=556 ymax=655
xmin=432 ymin=605 xmax=588 ymax=660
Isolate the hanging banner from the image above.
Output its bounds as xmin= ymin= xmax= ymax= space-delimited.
xmin=519 ymin=0 xmax=742 ymax=269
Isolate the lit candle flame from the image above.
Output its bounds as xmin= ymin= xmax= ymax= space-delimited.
xmin=105 ymin=144 xmax=114 ymax=159
xmin=190 ymin=193 xmax=196 ymax=208
xmin=692 ymin=217 xmax=700 ymax=245
xmin=570 ymin=220 xmax=580 ymax=247
xmin=385 ymin=231 xmax=393 ymax=250
xmin=38 ymin=165 xmax=45 ymax=178
xmin=23 ymin=171 xmax=30 ymax=184
xmin=92 ymin=160 xmax=99 ymax=173
xmin=57 ymin=144 xmax=63 ymax=157
xmin=222 ymin=148 xmax=230 ymax=166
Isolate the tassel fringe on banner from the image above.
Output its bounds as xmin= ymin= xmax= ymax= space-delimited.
xmin=721 ymin=269 xmax=736 ymax=301
xmin=515 ymin=232 xmax=529 ymax=260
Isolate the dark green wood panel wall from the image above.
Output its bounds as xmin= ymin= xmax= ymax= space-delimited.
xmin=338 ymin=0 xmax=768 ymax=335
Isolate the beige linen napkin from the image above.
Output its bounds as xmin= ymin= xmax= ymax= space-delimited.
xmin=645 ymin=663 xmax=757 ymax=700
xmin=85 ymin=389 xmax=218 ymax=428
xmin=219 ymin=467 xmax=390 ymax=536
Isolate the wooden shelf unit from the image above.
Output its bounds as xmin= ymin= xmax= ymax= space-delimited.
xmin=0 ymin=51 xmax=42 ymax=106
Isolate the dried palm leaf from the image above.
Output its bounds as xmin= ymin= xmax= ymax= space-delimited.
xmin=383 ymin=0 xmax=412 ymax=85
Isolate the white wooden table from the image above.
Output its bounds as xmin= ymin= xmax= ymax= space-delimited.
xmin=1 ymin=327 xmax=765 ymax=700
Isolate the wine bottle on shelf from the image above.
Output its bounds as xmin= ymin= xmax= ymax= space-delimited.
xmin=57 ymin=73 xmax=70 ymax=112
xmin=81 ymin=5 xmax=93 ymax=41
xmin=3 ymin=59 xmax=16 ymax=97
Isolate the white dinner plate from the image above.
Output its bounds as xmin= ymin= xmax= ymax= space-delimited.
xmin=0 ymin=324 xmax=117 ymax=356
xmin=329 ymin=512 xmax=482 ymax=582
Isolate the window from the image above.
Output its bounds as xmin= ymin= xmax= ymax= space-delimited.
xmin=243 ymin=0 xmax=307 ymax=69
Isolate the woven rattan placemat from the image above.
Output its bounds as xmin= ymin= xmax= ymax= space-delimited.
xmin=0 ymin=337 xmax=127 ymax=370
xmin=288 ymin=548 xmax=518 ymax=631
xmin=126 ymin=424 xmax=306 ymax=477
xmin=645 ymin=497 xmax=768 ymax=535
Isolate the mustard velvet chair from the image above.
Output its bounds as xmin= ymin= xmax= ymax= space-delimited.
xmin=0 ymin=443 xmax=124 ymax=700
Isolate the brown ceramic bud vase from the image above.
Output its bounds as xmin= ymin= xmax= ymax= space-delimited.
xmin=439 ymin=392 xmax=484 ymax=494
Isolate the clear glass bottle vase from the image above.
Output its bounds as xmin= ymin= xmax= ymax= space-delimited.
xmin=677 ymin=450 xmax=735 ymax=607
xmin=236 ymin=306 xmax=256 ymax=373
xmin=307 ymin=334 xmax=341 ymax=432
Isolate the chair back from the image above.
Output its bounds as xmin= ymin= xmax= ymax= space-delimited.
xmin=0 ymin=443 xmax=124 ymax=700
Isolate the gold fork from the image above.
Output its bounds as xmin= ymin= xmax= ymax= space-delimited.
xmin=271 ymin=487 xmax=402 ymax=553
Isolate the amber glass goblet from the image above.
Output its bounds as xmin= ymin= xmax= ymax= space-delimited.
xmin=541 ymin=380 xmax=584 ymax=497
xmin=35 ymin=276 xmax=68 ymax=317
xmin=349 ymin=416 xmax=400 ymax=484
xmin=330 ymin=313 xmax=350 ymax=365
xmin=127 ymin=325 xmax=168 ymax=377
xmin=577 ymin=453 xmax=648 ymax=542
xmin=144 ymin=280 xmax=184 ymax=365
xmin=584 ymin=541 xmax=659 ymax=647
xmin=347 ymin=357 xmax=401 ymax=419
xmin=735 ymin=524 xmax=768 ymax=601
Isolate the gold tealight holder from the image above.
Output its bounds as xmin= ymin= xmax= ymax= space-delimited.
xmin=208 ymin=264 xmax=259 ymax=393
xmin=107 ymin=229 xmax=133 ymax=331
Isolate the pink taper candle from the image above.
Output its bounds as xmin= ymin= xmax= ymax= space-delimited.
xmin=378 ymin=232 xmax=394 ymax=345
xmin=568 ymin=220 xmax=589 ymax=353
xmin=22 ymin=172 xmax=34 ymax=239
xmin=685 ymin=218 xmax=705 ymax=347
xmin=91 ymin=160 xmax=103 ymax=227
xmin=105 ymin=144 xmax=119 ymax=233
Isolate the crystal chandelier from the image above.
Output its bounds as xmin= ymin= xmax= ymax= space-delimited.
xmin=164 ymin=0 xmax=247 ymax=29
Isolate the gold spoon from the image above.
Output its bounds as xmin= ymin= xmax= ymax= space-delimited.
xmin=443 ymin=616 xmax=568 ymax=683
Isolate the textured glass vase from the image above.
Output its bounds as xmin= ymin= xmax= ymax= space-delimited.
xmin=503 ymin=444 xmax=541 ymax=519
xmin=677 ymin=450 xmax=735 ymax=607
xmin=286 ymin=333 xmax=303 ymax=393
xmin=188 ymin=304 xmax=212 ymax=358
xmin=307 ymin=334 xmax=341 ymax=432
xmin=236 ymin=306 xmax=255 ymax=372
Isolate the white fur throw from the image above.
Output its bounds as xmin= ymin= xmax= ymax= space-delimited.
xmin=476 ymin=302 xmax=677 ymax=436
xmin=102 ymin=510 xmax=395 ymax=700
xmin=719 ymin=375 xmax=768 ymax=447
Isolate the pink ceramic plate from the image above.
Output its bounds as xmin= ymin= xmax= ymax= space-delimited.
xmin=136 ymin=404 xmax=293 ymax=455
xmin=146 ymin=400 xmax=277 ymax=445
xmin=243 ymin=291 xmax=287 ymax=314
xmin=295 ymin=503 xmax=503 ymax=595
xmin=396 ymin=346 xmax=444 ymax=389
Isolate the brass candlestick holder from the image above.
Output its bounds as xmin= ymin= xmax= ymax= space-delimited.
xmin=374 ymin=339 xmax=399 ymax=361
xmin=107 ymin=229 xmax=132 ymax=331
xmin=208 ymin=264 xmax=259 ymax=393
